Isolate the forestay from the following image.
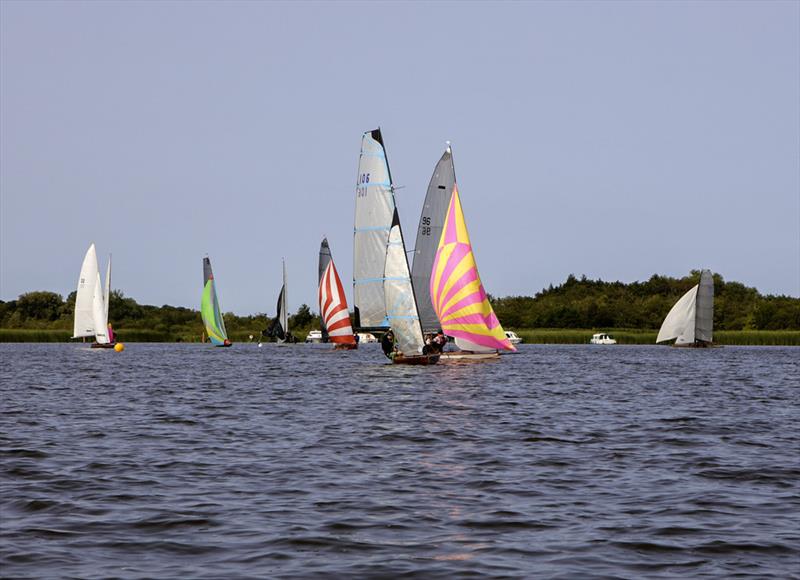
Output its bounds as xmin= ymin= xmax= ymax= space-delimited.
xmin=412 ymin=146 xmax=455 ymax=334
xmin=353 ymin=129 xmax=395 ymax=330
xmin=430 ymin=187 xmax=515 ymax=353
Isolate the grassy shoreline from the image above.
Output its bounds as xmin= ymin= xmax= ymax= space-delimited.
xmin=2 ymin=328 xmax=798 ymax=346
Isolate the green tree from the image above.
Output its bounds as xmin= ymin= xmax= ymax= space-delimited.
xmin=16 ymin=291 xmax=64 ymax=321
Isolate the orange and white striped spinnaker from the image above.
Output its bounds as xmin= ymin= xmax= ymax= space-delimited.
xmin=430 ymin=186 xmax=515 ymax=352
xmin=318 ymin=260 xmax=357 ymax=345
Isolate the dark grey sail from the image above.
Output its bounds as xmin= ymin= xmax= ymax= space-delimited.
xmin=270 ymin=285 xmax=287 ymax=340
xmin=203 ymin=256 xmax=213 ymax=286
xmin=318 ymin=238 xmax=332 ymax=285
xmin=318 ymin=238 xmax=332 ymax=341
xmin=695 ymin=269 xmax=714 ymax=343
xmin=411 ymin=145 xmax=456 ymax=333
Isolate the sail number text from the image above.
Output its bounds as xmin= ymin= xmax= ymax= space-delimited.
xmin=357 ymin=173 xmax=370 ymax=198
xmin=420 ymin=216 xmax=431 ymax=236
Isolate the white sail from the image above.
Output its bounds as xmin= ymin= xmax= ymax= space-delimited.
xmin=73 ymin=244 xmax=100 ymax=338
xmin=454 ymin=336 xmax=498 ymax=354
xmin=104 ymin=254 xmax=111 ymax=321
xmin=384 ymin=223 xmax=425 ymax=356
xmin=92 ymin=271 xmax=109 ymax=344
xmin=353 ymin=129 xmax=395 ymax=330
xmin=656 ymin=285 xmax=698 ymax=344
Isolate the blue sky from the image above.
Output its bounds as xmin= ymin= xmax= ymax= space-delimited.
xmin=1 ymin=0 xmax=798 ymax=315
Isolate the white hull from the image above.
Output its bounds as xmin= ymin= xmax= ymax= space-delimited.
xmin=439 ymin=351 xmax=500 ymax=361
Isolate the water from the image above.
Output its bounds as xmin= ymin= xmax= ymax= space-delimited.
xmin=1 ymin=343 xmax=798 ymax=578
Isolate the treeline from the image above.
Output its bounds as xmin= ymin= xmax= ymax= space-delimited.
xmin=0 ymin=290 xmax=321 ymax=342
xmin=490 ymin=272 xmax=800 ymax=330
xmin=1 ymin=272 xmax=798 ymax=342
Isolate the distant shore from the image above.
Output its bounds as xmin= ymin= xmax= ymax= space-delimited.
xmin=2 ymin=328 xmax=798 ymax=346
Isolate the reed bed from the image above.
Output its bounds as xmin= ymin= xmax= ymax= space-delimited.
xmin=510 ymin=329 xmax=800 ymax=346
xmin=1 ymin=328 xmax=798 ymax=345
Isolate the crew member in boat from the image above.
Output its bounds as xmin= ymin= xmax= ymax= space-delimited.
xmin=381 ymin=330 xmax=395 ymax=359
xmin=431 ymin=331 xmax=446 ymax=353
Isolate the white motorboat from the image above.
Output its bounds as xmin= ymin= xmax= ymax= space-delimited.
xmin=590 ymin=333 xmax=617 ymax=345
xmin=305 ymin=330 xmax=324 ymax=343
xmin=504 ymin=331 xmax=523 ymax=345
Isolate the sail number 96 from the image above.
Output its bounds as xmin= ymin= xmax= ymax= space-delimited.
xmin=420 ymin=216 xmax=431 ymax=236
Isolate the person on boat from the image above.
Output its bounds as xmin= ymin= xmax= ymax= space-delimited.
xmin=431 ymin=331 xmax=446 ymax=353
xmin=381 ymin=330 xmax=395 ymax=359
xmin=107 ymin=323 xmax=115 ymax=343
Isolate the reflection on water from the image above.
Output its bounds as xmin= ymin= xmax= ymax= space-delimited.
xmin=1 ymin=343 xmax=798 ymax=578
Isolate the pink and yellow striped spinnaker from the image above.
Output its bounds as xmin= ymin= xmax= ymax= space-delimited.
xmin=430 ymin=186 xmax=516 ymax=351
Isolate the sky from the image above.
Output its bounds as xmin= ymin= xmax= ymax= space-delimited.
xmin=1 ymin=0 xmax=798 ymax=316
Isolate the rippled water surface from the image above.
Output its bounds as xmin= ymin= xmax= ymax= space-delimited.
xmin=1 ymin=343 xmax=798 ymax=578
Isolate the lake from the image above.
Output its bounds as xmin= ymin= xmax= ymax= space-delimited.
xmin=1 ymin=343 xmax=798 ymax=578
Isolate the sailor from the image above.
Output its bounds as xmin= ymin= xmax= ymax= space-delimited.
xmin=432 ymin=331 xmax=447 ymax=353
xmin=381 ymin=330 xmax=395 ymax=359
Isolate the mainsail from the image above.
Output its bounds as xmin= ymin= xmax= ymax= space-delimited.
xmin=73 ymin=243 xmax=109 ymax=343
xmin=430 ymin=187 xmax=515 ymax=352
xmin=201 ymin=256 xmax=229 ymax=346
xmin=656 ymin=269 xmax=714 ymax=345
xmin=353 ymin=128 xmax=395 ymax=331
xmin=412 ymin=145 xmax=455 ymax=333
xmin=104 ymin=254 xmax=111 ymax=321
xmin=73 ymin=244 xmax=100 ymax=339
xmin=384 ymin=215 xmax=426 ymax=356
xmin=274 ymin=260 xmax=289 ymax=341
xmin=695 ymin=269 xmax=714 ymax=342
xmin=318 ymin=239 xmax=333 ymax=341
xmin=318 ymin=238 xmax=357 ymax=346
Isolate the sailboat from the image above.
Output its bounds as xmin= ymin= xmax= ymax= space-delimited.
xmin=73 ymin=243 xmax=115 ymax=348
xmin=318 ymin=238 xmax=357 ymax=349
xmin=271 ymin=260 xmax=296 ymax=344
xmin=656 ymin=269 xmax=715 ymax=347
xmin=201 ymin=256 xmax=232 ymax=347
xmin=353 ymin=128 xmax=437 ymax=364
xmin=420 ymin=145 xmax=516 ymax=359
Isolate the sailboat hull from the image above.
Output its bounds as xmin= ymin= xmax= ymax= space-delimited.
xmin=438 ymin=351 xmax=499 ymax=361
xmin=90 ymin=342 xmax=117 ymax=349
xmin=391 ymin=353 xmax=440 ymax=365
xmin=672 ymin=341 xmax=717 ymax=348
xmin=334 ymin=343 xmax=358 ymax=351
